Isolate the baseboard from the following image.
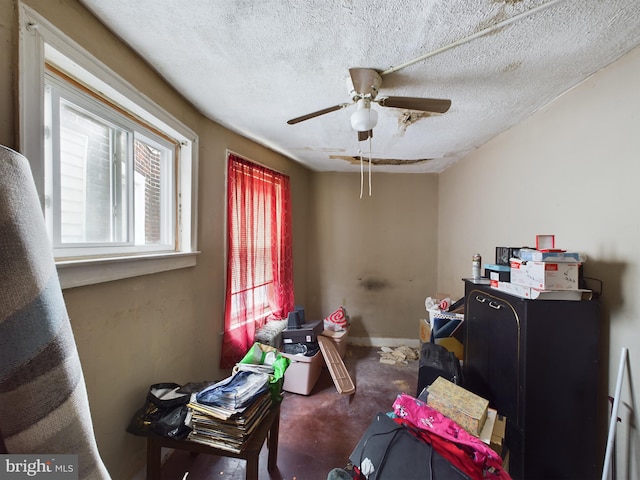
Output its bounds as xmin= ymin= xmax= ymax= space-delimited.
xmin=348 ymin=336 xmax=420 ymax=349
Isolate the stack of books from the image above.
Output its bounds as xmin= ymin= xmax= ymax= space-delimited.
xmin=186 ymin=371 xmax=273 ymax=453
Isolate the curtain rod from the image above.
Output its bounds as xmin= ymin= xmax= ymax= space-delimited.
xmin=225 ymin=149 xmax=287 ymax=176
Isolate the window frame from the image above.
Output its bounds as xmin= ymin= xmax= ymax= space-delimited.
xmin=19 ymin=5 xmax=199 ymax=289
xmin=45 ymin=71 xmax=177 ymax=256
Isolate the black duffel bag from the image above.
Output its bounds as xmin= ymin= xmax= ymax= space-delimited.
xmin=126 ymin=382 xmax=191 ymax=439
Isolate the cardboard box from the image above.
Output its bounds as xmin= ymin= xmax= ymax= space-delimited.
xmin=427 ymin=377 xmax=489 ymax=436
xmin=536 ymin=234 xmax=555 ymax=250
xmin=518 ymin=248 xmax=581 ymax=262
xmin=479 ymin=408 xmax=497 ymax=445
xmin=281 ymin=350 xmax=323 ymax=395
xmin=491 ymin=413 xmax=507 ymax=456
xmin=419 ymin=318 xmax=431 ymax=343
xmin=510 ymin=259 xmax=580 ymax=290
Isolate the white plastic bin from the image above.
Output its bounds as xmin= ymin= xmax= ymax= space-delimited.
xmin=281 ymin=350 xmax=323 ymax=395
xmin=320 ymin=327 xmax=350 ymax=359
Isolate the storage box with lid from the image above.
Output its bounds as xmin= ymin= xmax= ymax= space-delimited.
xmin=320 ymin=326 xmax=350 ymax=359
xmin=518 ymin=248 xmax=581 ymax=262
xmin=426 ymin=376 xmax=489 ymax=436
xmin=280 ymin=350 xmax=323 ymax=395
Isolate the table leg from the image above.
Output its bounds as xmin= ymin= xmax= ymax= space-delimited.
xmin=267 ymin=409 xmax=280 ymax=471
xmin=245 ymin=453 xmax=259 ymax=480
xmin=146 ymin=437 xmax=161 ymax=480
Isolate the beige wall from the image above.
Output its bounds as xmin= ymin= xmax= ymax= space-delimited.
xmin=438 ymin=45 xmax=640 ymax=476
xmin=1 ymin=1 xmax=311 ymax=478
xmin=4 ymin=0 xmax=639 ymax=477
xmin=308 ymin=172 xmax=439 ymax=341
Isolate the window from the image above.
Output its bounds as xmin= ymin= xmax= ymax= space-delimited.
xmin=19 ymin=5 xmax=198 ymax=288
xmin=227 ymin=171 xmax=276 ymax=329
xmin=45 ymin=70 xmax=175 ymax=257
xmin=220 ymin=153 xmax=294 ymax=368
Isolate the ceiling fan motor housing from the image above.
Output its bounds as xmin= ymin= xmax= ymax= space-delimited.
xmin=348 ymin=68 xmax=382 ymax=101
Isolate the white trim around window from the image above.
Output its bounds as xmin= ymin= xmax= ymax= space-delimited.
xmin=18 ymin=4 xmax=199 ymax=289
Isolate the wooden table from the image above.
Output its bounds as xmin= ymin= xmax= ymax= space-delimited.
xmin=146 ymin=403 xmax=280 ymax=480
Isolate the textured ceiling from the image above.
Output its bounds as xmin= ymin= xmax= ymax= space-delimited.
xmin=79 ymin=0 xmax=640 ymax=173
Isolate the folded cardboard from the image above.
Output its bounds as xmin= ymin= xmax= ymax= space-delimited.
xmin=419 ymin=318 xmax=431 ymax=343
xmin=491 ymin=414 xmax=507 ymax=456
xmin=510 ymin=259 xmax=580 ymax=290
xmin=492 ymin=281 xmax=592 ymax=301
xmin=479 ymin=408 xmax=497 ymax=445
xmin=427 ymin=377 xmax=489 ymax=436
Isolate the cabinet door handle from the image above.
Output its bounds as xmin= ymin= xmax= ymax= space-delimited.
xmin=475 ymin=295 xmax=486 ymax=303
xmin=489 ymin=301 xmax=502 ymax=310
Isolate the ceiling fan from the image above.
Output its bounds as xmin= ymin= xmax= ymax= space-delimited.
xmin=285 ymin=0 xmax=568 ymax=141
xmin=286 ymin=67 xmax=452 ymax=141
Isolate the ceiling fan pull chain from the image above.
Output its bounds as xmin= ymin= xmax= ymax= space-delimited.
xmin=368 ymin=137 xmax=372 ymax=196
xmin=358 ymin=149 xmax=364 ymax=199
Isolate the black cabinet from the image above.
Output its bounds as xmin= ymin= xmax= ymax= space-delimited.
xmin=463 ymin=280 xmax=602 ymax=480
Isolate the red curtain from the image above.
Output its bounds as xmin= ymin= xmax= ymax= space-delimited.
xmin=220 ymin=154 xmax=294 ymax=368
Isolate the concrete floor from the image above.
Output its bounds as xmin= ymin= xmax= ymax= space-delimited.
xmin=157 ymin=345 xmax=419 ymax=480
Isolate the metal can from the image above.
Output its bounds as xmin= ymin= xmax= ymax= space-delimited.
xmin=472 ymin=253 xmax=482 ymax=280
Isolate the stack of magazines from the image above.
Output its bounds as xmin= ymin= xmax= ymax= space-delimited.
xmin=187 ymin=371 xmax=273 ymax=453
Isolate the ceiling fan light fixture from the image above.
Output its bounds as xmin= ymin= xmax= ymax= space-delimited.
xmin=350 ymin=98 xmax=378 ymax=132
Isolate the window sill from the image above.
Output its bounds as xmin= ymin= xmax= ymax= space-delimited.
xmin=56 ymin=251 xmax=200 ymax=289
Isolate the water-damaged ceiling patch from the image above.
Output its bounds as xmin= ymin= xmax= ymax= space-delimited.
xmin=397 ymin=111 xmax=434 ymax=136
xmin=503 ymin=60 xmax=523 ymax=73
xmin=78 ymin=0 xmax=640 ymax=174
xmin=330 ymin=155 xmax=433 ymax=166
xmin=476 ymin=4 xmax=510 ymax=35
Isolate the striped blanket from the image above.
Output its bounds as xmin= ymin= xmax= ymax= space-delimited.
xmin=0 ymin=146 xmax=110 ymax=479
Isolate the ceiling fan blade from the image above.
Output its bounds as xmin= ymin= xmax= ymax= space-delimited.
xmin=358 ymin=130 xmax=373 ymax=142
xmin=287 ymin=104 xmax=350 ymax=125
xmin=377 ymin=96 xmax=451 ymax=113
xmin=349 ymin=68 xmax=382 ymax=96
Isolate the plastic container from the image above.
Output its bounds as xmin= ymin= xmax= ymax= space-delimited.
xmin=280 ymin=350 xmax=323 ymax=395
xmin=320 ymin=327 xmax=350 ymax=359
